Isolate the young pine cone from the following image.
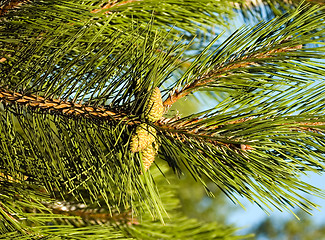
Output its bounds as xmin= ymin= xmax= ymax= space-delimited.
xmin=142 ymin=143 xmax=158 ymax=171
xmin=130 ymin=124 xmax=156 ymax=153
xmin=144 ymin=87 xmax=164 ymax=122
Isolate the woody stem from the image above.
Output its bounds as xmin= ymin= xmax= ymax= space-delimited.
xmin=0 ymin=88 xmax=134 ymax=123
xmin=163 ymin=45 xmax=302 ymax=107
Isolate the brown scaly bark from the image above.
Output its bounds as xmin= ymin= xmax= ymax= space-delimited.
xmin=158 ymin=117 xmax=255 ymax=151
xmin=157 ymin=114 xmax=325 ymax=152
xmin=52 ymin=207 xmax=139 ymax=226
xmin=0 ymin=87 xmax=129 ymax=122
xmin=91 ymin=0 xmax=141 ymax=14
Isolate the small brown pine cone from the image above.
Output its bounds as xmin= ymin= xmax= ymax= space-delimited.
xmin=130 ymin=124 xmax=156 ymax=153
xmin=145 ymin=87 xmax=164 ymax=122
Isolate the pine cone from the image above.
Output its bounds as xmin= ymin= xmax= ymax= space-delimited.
xmin=142 ymin=144 xmax=158 ymax=171
xmin=130 ymin=124 xmax=156 ymax=153
xmin=144 ymin=87 xmax=164 ymax=122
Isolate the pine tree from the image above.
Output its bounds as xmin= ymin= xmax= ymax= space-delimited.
xmin=1 ymin=0 xmax=325 ymax=239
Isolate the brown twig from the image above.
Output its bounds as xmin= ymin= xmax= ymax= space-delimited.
xmin=157 ymin=116 xmax=255 ymax=132
xmin=0 ymin=172 xmax=28 ymax=182
xmin=158 ymin=116 xmax=248 ymax=151
xmin=163 ymin=45 xmax=302 ymax=107
xmin=0 ymin=202 xmax=19 ymax=223
xmin=0 ymin=0 xmax=30 ymax=16
xmin=91 ymin=0 xmax=141 ymax=14
xmin=0 ymin=88 xmax=132 ymax=123
xmin=52 ymin=207 xmax=139 ymax=225
xmin=158 ymin=115 xmax=325 ymax=152
xmin=291 ymin=122 xmax=325 ymax=133
xmin=159 ymin=115 xmax=325 ymax=133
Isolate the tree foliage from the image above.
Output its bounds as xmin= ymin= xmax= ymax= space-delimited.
xmin=1 ymin=0 xmax=325 ymax=239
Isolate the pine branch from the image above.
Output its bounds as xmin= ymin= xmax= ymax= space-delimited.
xmin=1 ymin=166 xmax=249 ymax=239
xmin=158 ymin=82 xmax=325 ymax=212
xmin=10 ymin=81 xmax=325 ymax=156
xmin=91 ymin=0 xmax=141 ymax=14
xmin=0 ymin=87 xmax=132 ymax=123
xmin=0 ymin=179 xmax=61 ymax=236
xmin=2 ymin=1 xmax=325 ymax=231
xmin=0 ymin=23 xmax=182 ymax=222
xmin=9 ymin=83 xmax=325 ymax=159
xmin=0 ymin=0 xmax=240 ymax=61
xmin=163 ymin=43 xmax=303 ymax=107
xmin=163 ymin=4 xmax=325 ymax=108
xmin=237 ymin=0 xmax=325 ymax=25
xmin=158 ymin=116 xmax=325 ymax=157
xmin=52 ymin=207 xmax=138 ymax=226
xmin=159 ymin=115 xmax=325 ymax=136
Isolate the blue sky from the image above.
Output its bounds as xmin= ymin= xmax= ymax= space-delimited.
xmin=227 ymin=173 xmax=325 ymax=233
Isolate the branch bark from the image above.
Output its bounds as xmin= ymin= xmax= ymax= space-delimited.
xmin=91 ymin=0 xmax=141 ymax=14
xmin=52 ymin=207 xmax=138 ymax=225
xmin=0 ymin=88 xmax=131 ymax=123
xmin=158 ymin=115 xmax=325 ymax=152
